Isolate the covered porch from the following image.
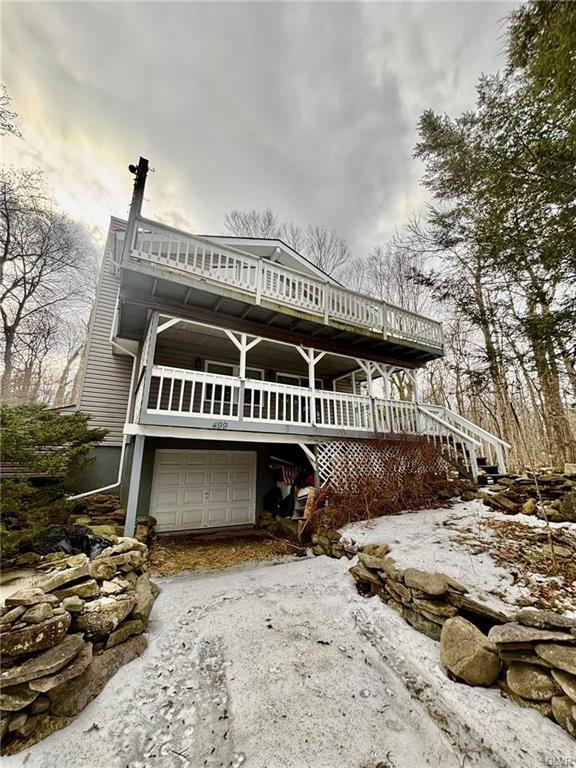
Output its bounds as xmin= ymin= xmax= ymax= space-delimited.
xmin=131 ymin=313 xmax=423 ymax=440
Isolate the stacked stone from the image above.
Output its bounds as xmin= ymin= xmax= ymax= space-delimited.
xmin=69 ymin=493 xmax=157 ymax=544
xmin=487 ymin=610 xmax=576 ymax=737
xmin=311 ymin=527 xmax=357 ymax=559
xmin=0 ymin=538 xmax=160 ymax=754
xmin=347 ymin=543 xmax=576 ymax=739
xmin=481 ymin=469 xmax=576 ymax=523
xmin=348 ymin=548 xmax=497 ymax=642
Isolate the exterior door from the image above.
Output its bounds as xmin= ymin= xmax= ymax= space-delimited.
xmin=150 ymin=449 xmax=257 ymax=532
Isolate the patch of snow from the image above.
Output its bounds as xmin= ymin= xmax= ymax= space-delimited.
xmin=4 ymin=555 xmax=574 ymax=768
xmin=344 ymin=499 xmax=575 ymax=613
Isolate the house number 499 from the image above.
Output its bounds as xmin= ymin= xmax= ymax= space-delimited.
xmin=212 ymin=421 xmax=228 ymax=430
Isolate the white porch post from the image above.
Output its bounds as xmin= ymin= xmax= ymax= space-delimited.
xmin=297 ymin=347 xmax=325 ymax=425
xmin=124 ymin=434 xmax=145 ymax=538
xmin=138 ymin=312 xmax=159 ymax=422
xmin=357 ymin=359 xmax=377 ymax=432
xmin=224 ymin=331 xmax=262 ymax=421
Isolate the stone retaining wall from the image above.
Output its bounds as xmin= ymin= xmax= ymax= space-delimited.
xmin=68 ymin=493 xmax=156 ymax=545
xmin=313 ymin=531 xmax=576 ymax=739
xmin=0 ymin=537 xmax=160 ymax=754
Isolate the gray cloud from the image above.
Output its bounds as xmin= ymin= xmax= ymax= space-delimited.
xmin=3 ymin=1 xmax=515 ymax=257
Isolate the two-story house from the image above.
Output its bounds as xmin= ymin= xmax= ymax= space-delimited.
xmin=73 ymin=158 xmax=509 ymax=537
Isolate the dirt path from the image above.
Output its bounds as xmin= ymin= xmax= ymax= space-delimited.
xmin=5 ymin=557 xmax=574 ymax=768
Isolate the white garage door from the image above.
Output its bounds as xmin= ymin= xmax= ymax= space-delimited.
xmin=150 ymin=449 xmax=257 ymax=533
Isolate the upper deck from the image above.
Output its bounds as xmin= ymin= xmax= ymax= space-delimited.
xmin=119 ymin=216 xmax=444 ymax=364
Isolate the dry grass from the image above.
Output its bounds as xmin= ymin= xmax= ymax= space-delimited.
xmin=448 ymin=516 xmax=576 ymax=612
xmin=149 ymin=531 xmax=299 ymax=577
xmin=482 ymin=518 xmax=576 ymax=612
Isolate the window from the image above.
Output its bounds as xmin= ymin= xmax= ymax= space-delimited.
xmin=205 ymin=361 xmax=264 ymax=379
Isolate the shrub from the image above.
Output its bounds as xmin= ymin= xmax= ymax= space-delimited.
xmin=0 ymin=404 xmax=106 ymax=559
xmin=306 ymin=435 xmax=464 ymax=533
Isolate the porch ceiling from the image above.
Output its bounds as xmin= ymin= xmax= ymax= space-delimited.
xmin=154 ymin=320 xmax=361 ymax=379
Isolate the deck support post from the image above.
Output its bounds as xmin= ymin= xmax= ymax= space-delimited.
xmin=467 ymin=441 xmax=479 ymax=481
xmin=124 ymin=434 xmax=145 ymax=538
xmin=495 ymin=444 xmax=506 ymax=474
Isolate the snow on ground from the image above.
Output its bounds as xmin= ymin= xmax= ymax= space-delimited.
xmin=345 ymin=498 xmax=576 ymax=614
xmin=5 ymin=554 xmax=575 ymax=768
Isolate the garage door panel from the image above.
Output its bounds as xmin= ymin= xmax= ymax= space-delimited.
xmin=150 ymin=449 xmax=256 ymax=532
xmin=231 ymin=486 xmax=250 ymax=502
xmin=182 ymin=488 xmax=204 ymax=504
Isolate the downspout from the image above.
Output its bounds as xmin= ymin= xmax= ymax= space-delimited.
xmin=68 ymin=289 xmax=138 ymax=500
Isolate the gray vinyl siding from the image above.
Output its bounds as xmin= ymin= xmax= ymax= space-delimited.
xmin=77 ymin=220 xmax=134 ymax=446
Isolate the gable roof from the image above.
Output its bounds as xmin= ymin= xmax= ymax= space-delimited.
xmin=201 ymin=235 xmax=342 ymax=286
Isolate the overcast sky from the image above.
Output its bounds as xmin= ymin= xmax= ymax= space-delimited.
xmin=3 ymin=1 xmax=516 ymax=257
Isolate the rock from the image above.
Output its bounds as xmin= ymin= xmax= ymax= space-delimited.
xmin=490 ymin=494 xmax=519 ymax=514
xmin=403 ymin=569 xmax=447 ymax=597
xmin=14 ymin=552 xmax=42 ymax=567
xmin=0 ymin=634 xmax=85 ymax=687
xmin=403 ymin=606 xmax=442 ymax=641
xmin=517 ymin=609 xmax=576 ymax=632
xmin=446 ymin=593 xmax=512 ymax=624
xmin=461 ymin=491 xmax=476 ymax=501
xmin=0 ymin=716 xmax=8 ymax=742
xmin=506 ymin=663 xmax=560 ymax=701
xmin=48 ymin=633 xmax=147 ymax=717
xmin=325 ymin=529 xmax=341 ymax=543
xmin=551 ymin=670 xmax=576 ymax=703
xmin=62 ymin=596 xmax=85 ymax=613
xmin=1 ymin=682 xmax=39 ymax=711
xmin=22 ymin=603 xmax=54 ymax=624
xmin=384 ymin=581 xmax=412 ymax=606
xmin=131 ymin=574 xmax=159 ymax=622
xmin=499 ymin=650 xmax=554 ymax=669
xmin=413 ymin=598 xmax=458 ymax=618
xmin=441 ymin=574 xmax=468 ymax=594
xmin=535 ymin=644 xmax=576 ymax=675
xmin=30 ymin=695 xmax=50 ymax=714
xmin=63 ymin=553 xmax=89 ymax=568
xmin=5 ymin=588 xmax=49 ymax=607
xmin=521 ymin=498 xmax=537 ymax=515
xmin=376 ymin=557 xmax=403 ymax=582
xmin=0 ymin=612 xmax=71 ymax=657
xmin=30 ymin=642 xmax=93 ymax=692
xmin=88 ymin=525 xmax=117 ymax=538
xmin=488 ymin=622 xmax=574 ymax=647
xmin=53 ymin=578 xmax=100 ymax=600
xmin=361 ymin=543 xmax=390 ymax=558
xmin=386 ymin=599 xmax=404 ymax=616
xmin=74 ymin=594 xmax=136 ymax=639
xmin=357 ymin=552 xmax=391 ymax=572
xmin=8 ymin=712 xmax=28 ymax=732
xmin=551 ymin=696 xmax=576 ymax=736
xmin=88 ymin=560 xmax=117 ymax=582
xmin=349 ymin=562 xmax=381 ymax=586
xmin=15 ymin=713 xmax=40 ymax=739
xmin=33 ymin=564 xmax=90 ymax=593
xmin=440 ymin=617 xmax=501 ymax=686
xmin=498 ymin=680 xmax=553 ymax=718
xmin=100 ymin=580 xmax=125 ymax=596
xmin=106 ymin=618 xmax=145 ymax=649
xmin=0 ymin=606 xmax=26 ymax=625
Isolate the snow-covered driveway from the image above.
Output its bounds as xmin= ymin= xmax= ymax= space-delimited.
xmin=5 ymin=556 xmax=575 ymax=768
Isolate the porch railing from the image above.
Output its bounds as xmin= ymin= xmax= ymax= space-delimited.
xmin=140 ymin=366 xmax=508 ymax=476
xmin=129 ymin=217 xmax=444 ymax=351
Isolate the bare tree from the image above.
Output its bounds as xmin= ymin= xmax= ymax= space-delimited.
xmin=0 ymin=168 xmax=96 ymax=402
xmin=0 ymin=84 xmax=21 ymax=138
xmin=224 ymin=208 xmax=351 ymax=277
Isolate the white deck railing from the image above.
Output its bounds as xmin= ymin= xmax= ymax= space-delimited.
xmin=129 ymin=217 xmax=444 ymax=350
xmin=141 ymin=366 xmax=508 ymax=476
